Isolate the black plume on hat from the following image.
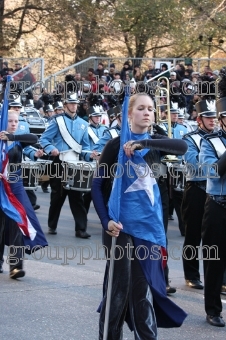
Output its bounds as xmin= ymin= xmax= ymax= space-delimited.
xmin=113 ymin=105 xmax=122 ymax=116
xmin=41 ymin=93 xmax=54 ymax=105
xmin=218 ymin=67 xmax=226 ymax=98
xmin=198 ymin=75 xmax=215 ymax=100
xmin=215 ymin=66 xmax=226 ymax=117
xmin=44 ymin=104 xmax=54 ymax=113
xmin=53 ymin=93 xmax=62 ymax=102
xmin=107 ymin=107 xmax=115 ymax=118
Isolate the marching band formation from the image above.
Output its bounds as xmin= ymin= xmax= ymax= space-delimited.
xmin=1 ymin=63 xmax=226 ymax=337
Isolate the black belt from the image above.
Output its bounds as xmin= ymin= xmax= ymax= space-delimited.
xmin=186 ymin=181 xmax=206 ymax=191
xmin=209 ymin=195 xmax=226 ymax=209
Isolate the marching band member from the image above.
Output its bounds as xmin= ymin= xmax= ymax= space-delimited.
xmin=92 ymin=105 xmax=122 ymax=153
xmin=182 ymin=99 xmax=216 ymax=290
xmin=107 ymin=107 xmax=117 ymax=127
xmin=53 ymin=101 xmax=64 ymax=115
xmin=199 ymin=69 xmax=226 ymax=327
xmin=86 ymin=105 xmax=108 ymax=149
xmin=160 ymin=104 xmax=187 ymax=236
xmin=0 ymin=111 xmax=48 ymax=278
xmin=39 ymin=93 xmax=96 ymax=238
xmin=83 ymin=105 xmax=107 ymax=213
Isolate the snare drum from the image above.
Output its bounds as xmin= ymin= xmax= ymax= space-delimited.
xmin=168 ymin=164 xmax=186 ymax=192
xmin=21 ymin=161 xmax=39 ymax=189
xmin=62 ymin=161 xmax=96 ymax=192
xmin=36 ymin=160 xmax=53 ymax=182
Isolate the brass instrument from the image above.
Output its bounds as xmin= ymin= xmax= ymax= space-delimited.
xmin=215 ymin=77 xmax=221 ymax=120
xmin=155 ymin=76 xmax=172 ymax=138
xmin=215 ymin=77 xmax=220 ymax=100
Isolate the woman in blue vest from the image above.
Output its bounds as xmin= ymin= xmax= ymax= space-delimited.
xmin=92 ymin=93 xmax=188 ymax=339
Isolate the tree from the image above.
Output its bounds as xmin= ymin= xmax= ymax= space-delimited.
xmin=112 ymin=0 xmax=180 ymax=58
xmin=0 ymin=0 xmax=54 ymax=55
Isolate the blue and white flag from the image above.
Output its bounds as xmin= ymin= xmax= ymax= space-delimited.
xmin=0 ymin=76 xmax=36 ymax=240
xmin=108 ymin=91 xmax=166 ymax=248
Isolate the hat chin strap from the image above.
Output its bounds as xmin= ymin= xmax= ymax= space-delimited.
xmin=90 ymin=117 xmax=100 ymax=126
xmin=200 ymin=117 xmax=213 ymax=133
xmin=65 ymin=104 xmax=77 ymax=116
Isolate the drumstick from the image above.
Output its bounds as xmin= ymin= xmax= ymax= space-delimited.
xmin=27 ymin=145 xmax=48 ymax=156
xmin=82 ymin=150 xmax=101 ymax=155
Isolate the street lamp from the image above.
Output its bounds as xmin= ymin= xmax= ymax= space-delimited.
xmin=198 ymin=35 xmax=224 ymax=67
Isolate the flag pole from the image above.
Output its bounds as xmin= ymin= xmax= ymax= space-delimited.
xmin=103 ymin=236 xmax=117 ymax=340
xmin=103 ymin=88 xmax=130 ymax=339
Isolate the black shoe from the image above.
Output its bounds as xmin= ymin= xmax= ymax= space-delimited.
xmin=0 ymin=264 xmax=3 ymax=273
xmin=41 ymin=187 xmax=49 ymax=193
xmin=186 ymin=279 xmax=204 ymax=289
xmin=48 ymin=228 xmax=57 ymax=235
xmin=168 ymin=215 xmax=174 ymax=220
xmin=76 ymin=231 xmax=91 ymax=239
xmin=166 ymin=285 xmax=176 ymax=294
xmin=206 ymin=315 xmax=225 ymax=327
xmin=221 ymin=285 xmax=226 ymax=295
xmin=33 ymin=204 xmax=40 ymax=211
xmin=10 ymin=269 xmax=25 ymax=280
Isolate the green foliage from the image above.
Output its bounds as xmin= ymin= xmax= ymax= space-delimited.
xmin=1 ymin=0 xmax=226 ymax=67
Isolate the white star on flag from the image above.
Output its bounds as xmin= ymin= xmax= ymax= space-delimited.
xmin=124 ymin=161 xmax=157 ymax=206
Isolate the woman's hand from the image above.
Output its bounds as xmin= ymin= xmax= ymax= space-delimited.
xmin=0 ymin=131 xmax=9 ymax=141
xmin=123 ymin=140 xmax=141 ymax=157
xmin=106 ymin=220 xmax=123 ymax=237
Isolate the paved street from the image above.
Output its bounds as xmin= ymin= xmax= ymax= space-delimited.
xmin=1 ymin=187 xmax=226 ymax=339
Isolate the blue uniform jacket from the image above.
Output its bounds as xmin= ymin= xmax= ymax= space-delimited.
xmin=39 ymin=113 xmax=91 ymax=161
xmin=92 ymin=125 xmax=121 ymax=153
xmin=199 ymin=130 xmax=226 ymax=195
xmin=161 ymin=122 xmax=187 ymax=139
xmin=87 ymin=123 xmax=107 ymax=150
xmin=15 ymin=117 xmax=38 ymax=160
xmin=183 ymin=128 xmax=209 ymax=182
xmin=17 ymin=117 xmax=30 ymax=134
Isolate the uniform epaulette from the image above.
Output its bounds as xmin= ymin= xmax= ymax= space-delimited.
xmin=183 ymin=128 xmax=199 ymax=139
xmin=203 ymin=132 xmax=219 ymax=141
xmin=53 ymin=113 xmax=65 ymax=120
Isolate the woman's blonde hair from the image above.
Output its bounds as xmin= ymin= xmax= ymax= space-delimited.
xmin=128 ymin=93 xmax=153 ymax=113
